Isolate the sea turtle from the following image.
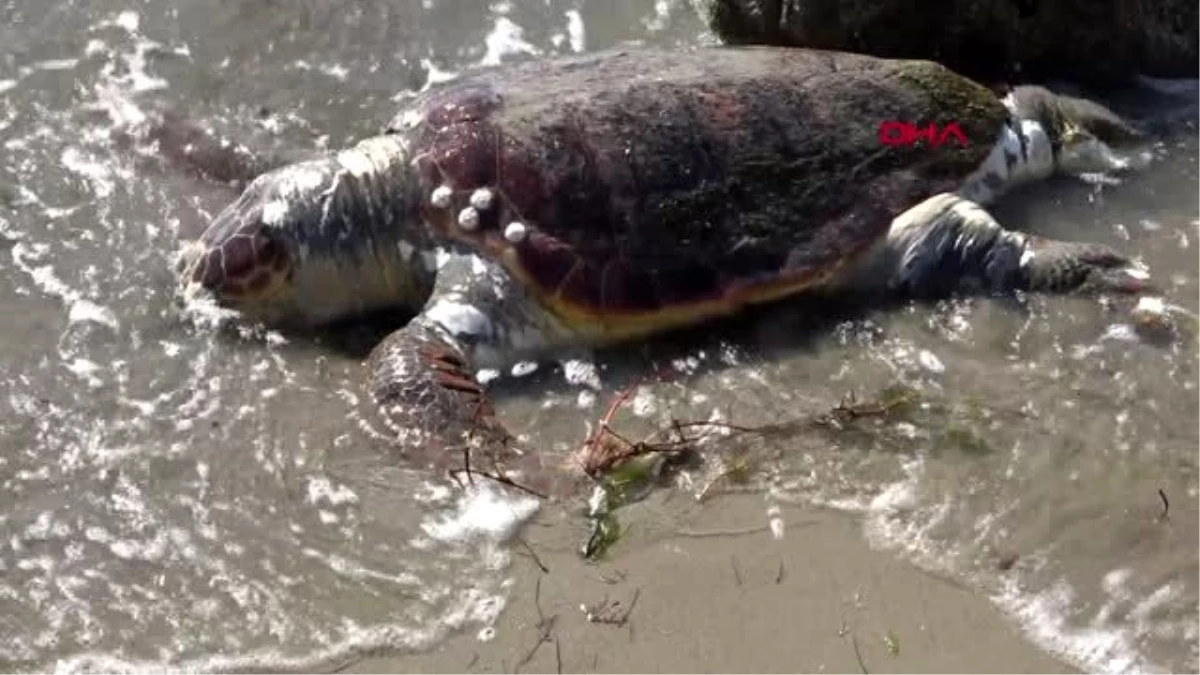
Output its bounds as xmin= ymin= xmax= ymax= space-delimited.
xmin=173 ymin=45 xmax=1161 ymax=494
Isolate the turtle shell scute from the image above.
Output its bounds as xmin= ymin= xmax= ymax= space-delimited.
xmin=512 ymin=230 xmax=735 ymax=313
xmin=410 ymin=110 xmax=547 ymax=246
xmin=389 ymin=81 xmax=504 ymax=133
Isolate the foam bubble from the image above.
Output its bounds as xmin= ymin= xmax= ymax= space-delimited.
xmin=992 ymin=577 xmax=1158 ymax=673
xmin=916 ymin=349 xmax=945 ymax=373
xmin=67 ymin=300 xmax=119 ymax=331
xmin=479 ymin=17 xmax=541 ymax=67
xmin=561 ymin=358 xmax=601 ymax=389
xmin=421 ymin=482 xmax=540 ymax=545
xmin=564 ymin=10 xmax=586 ymax=52
xmin=631 ymin=387 xmax=657 ymax=417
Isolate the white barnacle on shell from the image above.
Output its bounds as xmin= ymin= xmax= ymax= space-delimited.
xmin=469 ymin=187 xmax=495 ymax=211
xmin=503 ymin=221 xmax=527 ymax=243
xmin=457 ymin=206 xmax=480 ymax=231
xmin=430 ymin=184 xmax=453 ymax=209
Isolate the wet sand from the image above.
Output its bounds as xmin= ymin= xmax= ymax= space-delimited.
xmin=361 ymin=494 xmax=1073 ymax=674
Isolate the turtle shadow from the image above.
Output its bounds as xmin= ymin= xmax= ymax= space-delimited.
xmin=306 ymin=310 xmax=417 ymax=360
xmin=480 ymin=289 xmax=1033 ymax=409
xmin=196 ymin=306 xmax=415 ymax=363
xmin=263 ymin=309 xmax=416 ymax=362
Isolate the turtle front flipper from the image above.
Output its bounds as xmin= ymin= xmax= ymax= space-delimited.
xmin=367 ymin=316 xmax=515 ymax=469
xmin=366 ymin=252 xmax=579 ymax=492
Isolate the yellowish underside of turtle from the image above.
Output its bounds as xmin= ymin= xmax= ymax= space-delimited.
xmin=492 ymin=239 xmax=858 ymax=346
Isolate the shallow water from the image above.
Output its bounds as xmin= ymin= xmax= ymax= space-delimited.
xmin=0 ymin=1 xmax=1196 ymax=672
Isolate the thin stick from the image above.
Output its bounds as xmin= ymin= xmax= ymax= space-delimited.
xmin=599 ymin=425 xmax=641 ymax=452
xmin=675 ymin=524 xmax=771 ymax=539
xmin=851 ymin=633 xmax=869 ymax=674
xmin=641 ymin=419 xmax=771 ymax=443
xmin=518 ymin=538 xmax=550 ymax=574
xmin=514 ymin=583 xmax=556 ymax=674
xmin=554 ymin=638 xmax=562 ymax=674
xmin=328 ymin=656 xmax=361 ymax=674
xmin=462 ymin=446 xmax=475 ymax=486
xmin=448 ymin=467 xmax=548 ymax=499
xmin=587 ymin=383 xmax=639 ymax=451
xmin=731 ymin=555 xmax=743 ymax=587
xmin=832 ymin=390 xmax=915 ymax=422
xmin=596 ymin=569 xmax=626 ymax=585
xmin=1158 ymin=488 xmax=1170 ymax=520
xmin=775 ymin=560 xmax=786 ymax=584
xmin=584 ymin=589 xmax=640 ymax=626
xmin=619 ymin=588 xmax=641 ymax=624
xmin=534 ymin=576 xmax=545 ymax=624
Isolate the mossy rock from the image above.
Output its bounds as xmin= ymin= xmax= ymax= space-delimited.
xmin=698 ymin=0 xmax=1198 ymax=84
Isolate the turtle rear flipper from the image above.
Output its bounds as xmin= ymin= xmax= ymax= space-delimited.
xmin=831 ymin=193 xmax=1168 ymax=348
xmin=1019 ymin=237 xmax=1158 ymax=295
xmin=838 ymin=192 xmax=1158 ymax=299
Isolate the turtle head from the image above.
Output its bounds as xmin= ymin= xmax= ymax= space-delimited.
xmin=1006 ymin=86 xmax=1153 ymax=176
xmin=176 ymin=140 xmax=435 ymax=327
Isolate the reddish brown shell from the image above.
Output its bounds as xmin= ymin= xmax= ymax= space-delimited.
xmin=393 ymin=47 xmax=1007 ymax=328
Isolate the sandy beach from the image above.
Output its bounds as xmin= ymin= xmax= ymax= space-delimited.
xmin=362 ymin=493 xmax=1073 ymax=674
